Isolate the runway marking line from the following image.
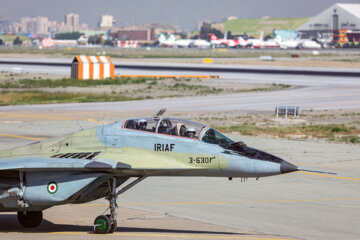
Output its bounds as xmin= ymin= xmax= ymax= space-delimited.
xmin=48 ymin=232 xmax=293 ymax=240
xmin=87 ymin=118 xmax=106 ymax=124
xmin=0 ymin=113 xmax=74 ymax=121
xmin=0 ymin=133 xmax=43 ymax=141
xmin=78 ymin=198 xmax=360 ymax=207
xmin=298 ymin=171 xmax=360 ymax=181
xmin=0 ymin=113 xmax=105 ymax=124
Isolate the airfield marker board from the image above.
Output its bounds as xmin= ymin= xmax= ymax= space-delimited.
xmin=71 ymin=56 xmax=115 ymax=80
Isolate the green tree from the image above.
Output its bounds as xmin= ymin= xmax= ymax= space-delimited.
xmin=104 ymin=39 xmax=113 ymax=46
xmin=55 ymin=32 xmax=83 ymax=40
xmin=199 ymin=28 xmax=224 ymax=41
xmin=13 ymin=36 xmax=22 ymax=45
xmin=88 ymin=35 xmax=103 ymax=45
xmin=264 ymin=34 xmax=273 ymax=41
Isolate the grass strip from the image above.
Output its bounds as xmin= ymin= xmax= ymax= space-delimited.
xmin=0 ymin=77 xmax=155 ymax=89
xmin=0 ymin=47 xmax=339 ymax=59
xmin=216 ymin=124 xmax=360 ymax=143
xmin=0 ymin=90 xmax=145 ymax=105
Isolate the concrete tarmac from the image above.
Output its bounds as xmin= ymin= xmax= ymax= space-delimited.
xmin=1 ymin=205 xmax=291 ymax=240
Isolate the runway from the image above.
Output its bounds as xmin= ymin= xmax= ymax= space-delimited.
xmin=0 ymin=86 xmax=359 ymax=113
xmin=0 ymin=59 xmax=360 ymax=113
xmin=1 ymin=57 xmax=360 ymax=77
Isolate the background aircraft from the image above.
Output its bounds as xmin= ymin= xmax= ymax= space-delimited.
xmin=208 ymin=33 xmax=229 ymax=47
xmin=192 ymin=39 xmax=211 ymax=48
xmin=275 ymin=35 xmax=299 ymax=49
xmin=300 ymin=39 xmax=322 ymax=49
xmin=158 ymin=33 xmax=210 ymax=48
xmin=158 ymin=33 xmax=178 ymax=47
xmin=208 ymin=32 xmax=245 ymax=48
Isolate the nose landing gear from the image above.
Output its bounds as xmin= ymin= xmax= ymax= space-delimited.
xmin=94 ymin=178 xmax=118 ymax=234
xmin=93 ymin=176 xmax=147 ymax=234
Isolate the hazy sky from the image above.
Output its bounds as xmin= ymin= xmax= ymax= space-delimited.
xmin=1 ymin=0 xmax=359 ymax=30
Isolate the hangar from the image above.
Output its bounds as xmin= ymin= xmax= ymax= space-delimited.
xmin=297 ymin=3 xmax=360 ymax=38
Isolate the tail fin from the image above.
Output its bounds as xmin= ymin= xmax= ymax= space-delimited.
xmin=158 ymin=33 xmax=166 ymax=42
xmin=168 ymin=34 xmax=176 ymax=42
xmin=208 ymin=34 xmax=218 ymax=41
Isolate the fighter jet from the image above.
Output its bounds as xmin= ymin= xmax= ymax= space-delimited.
xmin=0 ymin=109 xmax=331 ymax=234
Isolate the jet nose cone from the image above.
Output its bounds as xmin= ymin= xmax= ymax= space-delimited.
xmin=280 ymin=160 xmax=298 ymax=174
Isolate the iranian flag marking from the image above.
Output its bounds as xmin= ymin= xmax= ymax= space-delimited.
xmin=47 ymin=182 xmax=58 ymax=194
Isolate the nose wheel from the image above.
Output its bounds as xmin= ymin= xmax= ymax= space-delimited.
xmin=94 ymin=215 xmax=111 ymax=234
xmin=93 ymin=178 xmax=118 ymax=234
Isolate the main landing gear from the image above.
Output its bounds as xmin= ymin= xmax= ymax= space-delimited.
xmin=93 ymin=176 xmax=146 ymax=234
xmin=17 ymin=211 xmax=43 ymax=228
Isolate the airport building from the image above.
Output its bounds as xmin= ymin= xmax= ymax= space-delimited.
xmin=98 ymin=15 xmax=115 ymax=29
xmin=297 ymin=3 xmax=360 ymax=38
xmin=64 ymin=13 xmax=80 ymax=32
xmin=201 ymin=22 xmax=225 ymax=34
xmin=111 ymin=29 xmax=154 ymax=42
xmin=20 ymin=16 xmax=50 ymax=35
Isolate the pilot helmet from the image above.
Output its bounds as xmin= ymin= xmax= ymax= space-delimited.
xmin=187 ymin=128 xmax=196 ymax=137
xmin=138 ymin=119 xmax=147 ymax=130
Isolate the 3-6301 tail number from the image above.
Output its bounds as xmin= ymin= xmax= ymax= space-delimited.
xmin=189 ymin=157 xmax=215 ymax=164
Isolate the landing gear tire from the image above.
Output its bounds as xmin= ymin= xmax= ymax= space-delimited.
xmin=94 ymin=215 xmax=111 ymax=234
xmin=17 ymin=211 xmax=43 ymax=228
xmin=106 ymin=214 xmax=117 ymax=233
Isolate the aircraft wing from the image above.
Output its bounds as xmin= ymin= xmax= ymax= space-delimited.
xmin=0 ymin=156 xmax=131 ymax=172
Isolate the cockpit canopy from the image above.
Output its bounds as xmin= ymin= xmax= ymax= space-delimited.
xmin=123 ymin=117 xmax=233 ymax=144
xmin=202 ymin=128 xmax=233 ymax=145
xmin=124 ymin=117 xmax=206 ymax=139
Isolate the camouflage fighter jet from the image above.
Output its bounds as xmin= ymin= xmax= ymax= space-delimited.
xmin=0 ymin=109 xmax=331 ymax=233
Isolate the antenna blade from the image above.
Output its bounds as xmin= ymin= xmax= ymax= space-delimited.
xmin=297 ymin=169 xmax=337 ymax=175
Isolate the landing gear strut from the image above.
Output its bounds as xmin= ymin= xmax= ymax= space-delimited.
xmin=17 ymin=211 xmax=43 ymax=228
xmin=93 ymin=176 xmax=147 ymax=234
xmin=93 ymin=178 xmax=118 ymax=234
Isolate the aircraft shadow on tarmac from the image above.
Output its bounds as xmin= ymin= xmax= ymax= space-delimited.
xmin=0 ymin=214 xmax=263 ymax=236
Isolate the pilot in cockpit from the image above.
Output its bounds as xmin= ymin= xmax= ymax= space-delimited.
xmin=137 ymin=119 xmax=147 ymax=131
xmin=186 ymin=128 xmax=196 ymax=138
